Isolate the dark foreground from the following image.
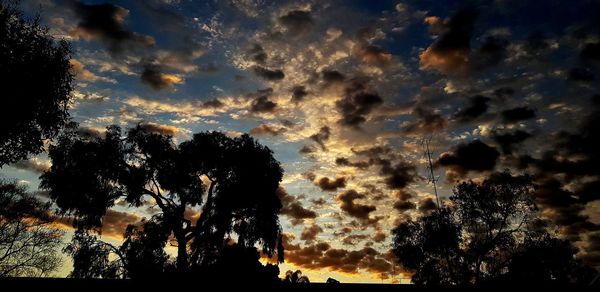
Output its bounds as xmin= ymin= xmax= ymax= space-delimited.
xmin=0 ymin=278 xmax=598 ymax=292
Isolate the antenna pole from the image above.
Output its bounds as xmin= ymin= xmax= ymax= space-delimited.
xmin=423 ymin=137 xmax=441 ymax=208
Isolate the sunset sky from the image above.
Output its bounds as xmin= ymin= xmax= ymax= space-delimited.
xmin=3 ymin=0 xmax=600 ymax=283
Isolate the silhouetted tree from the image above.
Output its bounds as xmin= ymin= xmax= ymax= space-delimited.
xmin=392 ymin=171 xmax=597 ymax=285
xmin=64 ymin=231 xmax=122 ymax=279
xmin=41 ymin=124 xmax=285 ymax=279
xmin=283 ymin=270 xmax=310 ymax=284
xmin=0 ymin=1 xmax=73 ymax=166
xmin=0 ymin=180 xmax=64 ymax=276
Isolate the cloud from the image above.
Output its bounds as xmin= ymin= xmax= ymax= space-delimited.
xmin=12 ymin=158 xmax=51 ymax=174
xmin=277 ymin=9 xmax=313 ymax=37
xmin=402 ymin=106 xmax=448 ymax=134
xmin=418 ymin=197 xmax=438 ymax=214
xmin=253 ymin=66 xmax=285 ymax=81
xmin=300 ymin=223 xmax=323 ymax=243
xmin=99 ymin=210 xmax=141 ymax=239
xmin=298 ymin=145 xmax=317 ymax=154
xmin=138 ymin=122 xmax=180 ymax=136
xmin=393 ymin=190 xmax=416 ymax=212
xmin=568 ymin=67 xmax=594 ymax=82
xmin=277 ymin=187 xmax=317 ymax=225
xmin=501 ymin=106 xmax=536 ymax=123
xmin=357 ymin=45 xmax=393 ymax=66
xmin=246 ymin=44 xmax=268 ymax=64
xmin=141 ymin=63 xmax=184 ymax=90
xmin=492 ymin=129 xmax=533 ymax=154
xmin=284 ymin=242 xmax=395 ymax=279
xmin=71 ymin=1 xmax=154 ymax=55
xmin=335 ymin=157 xmax=370 ymax=169
xmin=309 ymin=126 xmax=331 ymax=151
xmin=251 ymin=96 xmax=278 ymax=113
xmin=419 ymin=8 xmax=478 ymax=74
xmin=249 ymin=88 xmax=277 ymax=113
xmin=336 ymin=79 xmax=383 ymax=127
xmin=70 ymin=59 xmax=116 ymax=83
xmin=436 ymin=140 xmax=500 ymax=178
xmin=322 ymin=70 xmax=345 ymax=85
xmin=379 ymin=160 xmax=418 ymax=190
xmin=250 ymin=124 xmax=287 ymax=136
xmin=291 ymin=85 xmax=308 ymax=102
xmin=454 ymin=95 xmax=490 ymax=122
xmin=314 ymin=176 xmax=346 ymax=192
xmin=337 ymin=190 xmax=376 ymax=220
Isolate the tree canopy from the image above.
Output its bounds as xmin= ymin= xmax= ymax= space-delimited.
xmin=0 ymin=180 xmax=64 ymax=277
xmin=41 ymin=124 xmax=285 ymax=278
xmin=392 ymin=171 xmax=597 ymax=285
xmin=0 ymin=1 xmax=73 ymax=166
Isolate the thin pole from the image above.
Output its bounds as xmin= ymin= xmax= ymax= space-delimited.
xmin=423 ymin=137 xmax=441 ymax=208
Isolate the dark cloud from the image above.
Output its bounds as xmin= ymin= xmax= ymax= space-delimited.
xmin=492 ymin=129 xmax=533 ymax=155
xmin=420 ymin=8 xmax=478 ymax=74
xmin=203 ymin=98 xmax=224 ymax=108
xmin=138 ymin=122 xmax=179 ymax=136
xmin=72 ymin=2 xmax=154 ymax=55
xmin=140 ymin=63 xmax=182 ymax=90
xmin=309 ymin=126 xmax=331 ymax=150
xmin=253 ymin=66 xmax=285 ymax=81
xmin=277 ymin=187 xmax=317 ymax=225
xmin=284 ymin=243 xmax=394 ymax=278
xmin=357 ymin=45 xmax=392 ymax=66
xmin=394 ymin=200 xmax=416 ymax=212
xmin=494 ymin=87 xmax=515 ymax=99
xmin=249 ymin=124 xmax=286 ymax=136
xmin=474 ymin=35 xmax=509 ymax=68
xmin=379 ymin=160 xmax=418 ymax=190
xmin=311 ymin=197 xmax=327 ymax=206
xmin=301 ymin=224 xmax=323 ymax=243
xmin=314 ymin=176 xmax=346 ymax=192
xmin=575 ymin=180 xmax=600 ymax=204
xmin=337 ymin=190 xmax=376 ymax=220
xmin=335 ymin=157 xmax=370 ymax=169
xmin=581 ymin=41 xmax=600 ymax=61
xmin=291 ymin=85 xmax=308 ymax=102
xmin=100 ymin=209 xmax=141 ymax=239
xmin=321 ymin=70 xmax=346 ymax=85
xmin=77 ymin=127 xmax=104 ymax=138
xmin=402 ymin=106 xmax=448 ymax=134
xmin=250 ymin=89 xmax=277 ymax=113
xmin=372 ymin=232 xmax=386 ymax=243
xmin=336 ymin=79 xmax=383 ymax=127
xmin=393 ymin=190 xmax=416 ymax=212
xmin=501 ymin=106 xmax=536 ymax=123
xmin=568 ymin=67 xmax=594 ymax=82
xmin=437 ymin=140 xmax=500 ymax=177
xmin=418 ymin=197 xmax=438 ymax=214
xmin=278 ymin=10 xmax=313 ymax=36
xmin=454 ymin=95 xmax=490 ymax=122
xmin=298 ymin=145 xmax=317 ymax=154
xmin=246 ymin=44 xmax=268 ymax=64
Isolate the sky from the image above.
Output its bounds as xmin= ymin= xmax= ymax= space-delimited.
xmin=3 ymin=0 xmax=600 ymax=283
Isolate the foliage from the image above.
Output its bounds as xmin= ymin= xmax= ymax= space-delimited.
xmin=392 ymin=171 xmax=596 ymax=285
xmin=283 ymin=270 xmax=310 ymax=284
xmin=0 ymin=1 xmax=73 ymax=166
xmin=42 ymin=124 xmax=285 ymax=278
xmin=0 ymin=180 xmax=64 ymax=277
